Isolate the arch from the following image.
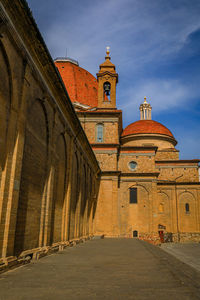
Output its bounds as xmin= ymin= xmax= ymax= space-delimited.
xmin=51 ymin=133 xmax=67 ymax=244
xmin=81 ymin=164 xmax=87 ymax=216
xmin=26 ymin=98 xmax=49 ymax=154
xmin=179 ymin=190 xmax=196 ymax=199
xmin=14 ymin=99 xmax=49 ymax=255
xmin=178 ymin=191 xmax=196 ymax=232
xmin=87 ymin=170 xmax=93 ymax=218
xmin=0 ymin=40 xmax=12 ymax=170
xmin=159 ymin=203 xmax=164 ymax=213
xmin=157 ymin=191 xmax=171 ymax=230
xmin=79 ymin=164 xmax=87 ymax=237
xmin=0 ymin=40 xmax=12 ymax=103
xmin=68 ymin=151 xmax=80 ymax=239
xmin=157 ymin=192 xmax=169 ymax=213
xmin=128 ymin=183 xmax=149 ymax=195
xmin=127 ymin=183 xmax=150 ymax=233
xmin=103 ymin=81 xmax=111 ymax=100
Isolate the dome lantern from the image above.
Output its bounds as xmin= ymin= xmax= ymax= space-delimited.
xmin=139 ymin=97 xmax=152 ymax=120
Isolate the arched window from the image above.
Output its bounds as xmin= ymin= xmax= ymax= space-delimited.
xmin=103 ymin=81 xmax=111 ymax=101
xmin=185 ymin=203 xmax=190 ymax=214
xmin=103 ymin=81 xmax=111 ymax=95
xmin=159 ymin=203 xmax=164 ymax=213
xmin=96 ymin=124 xmax=103 ymax=143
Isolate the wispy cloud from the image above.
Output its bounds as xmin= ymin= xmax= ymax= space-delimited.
xmin=120 ymin=78 xmax=197 ymax=124
xmin=31 ymin=0 xmax=200 ymax=70
xmin=27 ymin=0 xmax=200 ymax=159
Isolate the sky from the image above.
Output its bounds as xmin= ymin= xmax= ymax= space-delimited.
xmin=26 ymin=0 xmax=200 ymax=159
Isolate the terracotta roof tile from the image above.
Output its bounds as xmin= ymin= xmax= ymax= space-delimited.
xmin=121 ymin=120 xmax=174 ymax=138
xmin=55 ymin=61 xmax=98 ymax=107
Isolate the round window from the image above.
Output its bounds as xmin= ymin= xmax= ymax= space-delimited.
xmin=129 ymin=161 xmax=137 ymax=171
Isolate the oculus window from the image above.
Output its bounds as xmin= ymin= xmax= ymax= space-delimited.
xmin=130 ymin=188 xmax=137 ymax=204
xmin=129 ymin=161 xmax=137 ymax=171
xmin=96 ymin=124 xmax=103 ymax=143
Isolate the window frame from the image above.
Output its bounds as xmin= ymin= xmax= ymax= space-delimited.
xmin=129 ymin=187 xmax=137 ymax=204
xmin=96 ymin=123 xmax=104 ymax=143
xmin=185 ymin=203 xmax=190 ymax=214
xmin=128 ymin=161 xmax=137 ymax=171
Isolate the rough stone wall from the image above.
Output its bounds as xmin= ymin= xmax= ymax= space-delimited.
xmin=95 ymin=176 xmax=119 ymax=237
xmin=118 ymin=154 xmax=156 ymax=173
xmin=95 ymin=152 xmax=117 ymax=171
xmin=156 ymin=186 xmax=200 ymax=240
xmin=0 ymin=1 xmax=100 ymax=269
xmin=118 ymin=180 xmax=154 ymax=238
xmin=173 ymin=233 xmax=200 ymax=243
xmin=80 ymin=120 xmax=119 ymax=144
xmin=156 ymin=150 xmax=179 ymax=160
xmin=157 ymin=166 xmax=199 ymax=182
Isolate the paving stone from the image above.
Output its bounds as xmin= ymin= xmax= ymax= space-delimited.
xmin=0 ymin=239 xmax=200 ymax=300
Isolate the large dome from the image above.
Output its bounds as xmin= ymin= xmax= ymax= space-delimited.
xmin=121 ymin=120 xmax=174 ymax=138
xmin=55 ymin=58 xmax=98 ymax=107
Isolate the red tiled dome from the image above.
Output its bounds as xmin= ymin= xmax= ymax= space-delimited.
xmin=121 ymin=120 xmax=174 ymax=138
xmin=55 ymin=60 xmax=98 ymax=107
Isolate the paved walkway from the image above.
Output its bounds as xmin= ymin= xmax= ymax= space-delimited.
xmin=161 ymin=242 xmax=200 ymax=272
xmin=0 ymin=239 xmax=200 ymax=300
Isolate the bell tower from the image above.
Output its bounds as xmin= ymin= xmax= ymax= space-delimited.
xmin=97 ymin=47 xmax=118 ymax=108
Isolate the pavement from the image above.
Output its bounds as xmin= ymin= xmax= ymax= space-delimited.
xmin=0 ymin=238 xmax=200 ymax=300
xmin=161 ymin=242 xmax=200 ymax=272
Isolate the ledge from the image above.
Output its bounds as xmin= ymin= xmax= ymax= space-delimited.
xmin=156 ymin=159 xmax=200 ymax=164
xmin=120 ymin=172 xmax=160 ymax=177
xmin=157 ymin=181 xmax=200 ymax=185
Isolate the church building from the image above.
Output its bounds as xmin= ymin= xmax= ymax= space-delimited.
xmin=0 ymin=0 xmax=200 ymax=274
xmin=55 ymin=48 xmax=200 ymax=244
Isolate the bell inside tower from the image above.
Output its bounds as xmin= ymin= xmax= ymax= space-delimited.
xmin=103 ymin=81 xmax=111 ymax=101
xmin=97 ymin=47 xmax=118 ymax=108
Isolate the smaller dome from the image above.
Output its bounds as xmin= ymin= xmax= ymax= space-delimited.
xmin=121 ymin=120 xmax=174 ymax=138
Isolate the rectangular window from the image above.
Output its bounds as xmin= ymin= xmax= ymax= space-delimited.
xmin=130 ymin=188 xmax=137 ymax=204
xmin=96 ymin=124 xmax=103 ymax=142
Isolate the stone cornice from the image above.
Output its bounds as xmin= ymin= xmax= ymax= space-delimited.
xmin=156 ymin=160 xmax=200 ymax=164
xmin=157 ymin=182 xmax=200 ymax=185
xmin=120 ymin=146 xmax=158 ymax=152
xmin=101 ymin=171 xmax=121 ymax=177
xmin=120 ymin=172 xmax=160 ymax=177
xmin=121 ymin=133 xmax=177 ymax=146
xmin=91 ymin=143 xmax=120 ymax=148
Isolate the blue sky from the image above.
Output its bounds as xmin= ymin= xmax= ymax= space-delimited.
xmin=27 ymin=0 xmax=200 ymax=159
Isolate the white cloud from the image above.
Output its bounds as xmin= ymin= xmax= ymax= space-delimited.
xmin=119 ymin=78 xmax=197 ymax=124
xmin=27 ymin=0 xmax=200 ymax=158
xmin=39 ymin=0 xmax=200 ymax=75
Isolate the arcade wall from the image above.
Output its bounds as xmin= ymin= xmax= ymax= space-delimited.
xmin=0 ymin=0 xmax=100 ymax=271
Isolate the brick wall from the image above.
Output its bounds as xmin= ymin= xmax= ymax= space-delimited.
xmin=0 ymin=1 xmax=100 ymax=268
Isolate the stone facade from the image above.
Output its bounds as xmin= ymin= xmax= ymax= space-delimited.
xmin=0 ymin=0 xmax=100 ymax=272
xmin=60 ymin=48 xmax=200 ymax=244
xmin=1 ymin=0 xmax=200 ymax=276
